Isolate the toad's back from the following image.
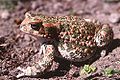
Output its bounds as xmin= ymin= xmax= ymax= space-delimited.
xmin=39 ymin=15 xmax=102 ymax=61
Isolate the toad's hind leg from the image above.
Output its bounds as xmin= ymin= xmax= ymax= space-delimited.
xmin=16 ymin=44 xmax=55 ymax=78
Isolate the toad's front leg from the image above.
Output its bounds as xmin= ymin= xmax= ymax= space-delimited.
xmin=16 ymin=44 xmax=55 ymax=78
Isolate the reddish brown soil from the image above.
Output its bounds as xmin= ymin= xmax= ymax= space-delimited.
xmin=0 ymin=0 xmax=120 ymax=80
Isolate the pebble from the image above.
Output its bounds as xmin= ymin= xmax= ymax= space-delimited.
xmin=24 ymin=34 xmax=31 ymax=41
xmin=53 ymin=3 xmax=62 ymax=10
xmin=109 ymin=13 xmax=120 ymax=23
xmin=0 ymin=10 xmax=10 ymax=19
xmin=31 ymin=1 xmax=38 ymax=10
xmin=14 ymin=18 xmax=22 ymax=25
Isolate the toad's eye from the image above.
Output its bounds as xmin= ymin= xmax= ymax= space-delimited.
xmin=31 ymin=23 xmax=41 ymax=31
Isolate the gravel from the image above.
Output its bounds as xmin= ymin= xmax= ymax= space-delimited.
xmin=0 ymin=0 xmax=120 ymax=80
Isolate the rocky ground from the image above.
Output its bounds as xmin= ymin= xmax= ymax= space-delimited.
xmin=0 ymin=0 xmax=120 ymax=80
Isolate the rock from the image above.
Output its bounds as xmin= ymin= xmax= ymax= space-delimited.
xmin=0 ymin=10 xmax=10 ymax=19
xmin=24 ymin=34 xmax=31 ymax=41
xmin=109 ymin=13 xmax=120 ymax=23
xmin=53 ymin=3 xmax=62 ymax=10
xmin=31 ymin=1 xmax=38 ymax=10
xmin=14 ymin=18 xmax=22 ymax=25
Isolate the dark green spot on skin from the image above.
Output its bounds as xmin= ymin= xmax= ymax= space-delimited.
xmin=44 ymin=27 xmax=58 ymax=37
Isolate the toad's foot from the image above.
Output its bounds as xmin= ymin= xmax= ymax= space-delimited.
xmin=16 ymin=44 xmax=55 ymax=78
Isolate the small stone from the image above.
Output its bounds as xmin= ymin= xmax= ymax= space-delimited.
xmin=75 ymin=10 xmax=84 ymax=15
xmin=0 ymin=10 xmax=10 ymax=19
xmin=31 ymin=1 xmax=38 ymax=10
xmin=24 ymin=34 xmax=31 ymax=41
xmin=14 ymin=18 xmax=22 ymax=25
xmin=109 ymin=13 xmax=120 ymax=23
xmin=53 ymin=3 xmax=62 ymax=10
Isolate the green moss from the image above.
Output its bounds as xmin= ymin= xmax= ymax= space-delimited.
xmin=45 ymin=27 xmax=57 ymax=35
xmin=104 ymin=68 xmax=120 ymax=77
xmin=80 ymin=64 xmax=97 ymax=75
